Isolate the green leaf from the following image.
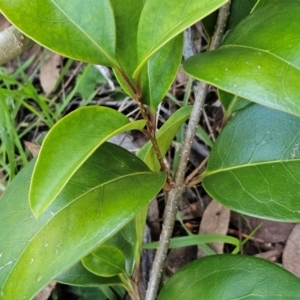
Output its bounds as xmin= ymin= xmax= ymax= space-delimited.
xmin=184 ymin=0 xmax=300 ymax=117
xmin=56 ymin=262 xmax=123 ymax=287
xmin=76 ymin=65 xmax=107 ymax=99
xmin=158 ymin=255 xmax=300 ymax=299
xmin=82 ymin=246 xmax=126 ymax=277
xmin=226 ymin=0 xmax=257 ymax=31
xmin=196 ymin=126 xmax=214 ymax=148
xmin=218 ymin=89 xmax=251 ymax=118
xmin=203 ymin=104 xmax=300 ymax=221
xmin=110 ymin=0 xmax=144 ymax=81
xmin=97 ymin=224 xmax=136 ymax=275
xmin=134 ymin=0 xmax=228 ymax=77
xmin=0 ymin=0 xmax=118 ymax=66
xmin=138 ymin=105 xmax=193 ymax=171
xmin=117 ymin=221 xmax=137 ymax=274
xmin=29 ymin=106 xmax=145 ymax=217
xmin=110 ymin=0 xmax=143 ymax=98
xmin=144 ymin=234 xmax=240 ymax=254
xmin=141 ymin=34 xmax=183 ymax=111
xmin=0 ymin=142 xmax=166 ymax=299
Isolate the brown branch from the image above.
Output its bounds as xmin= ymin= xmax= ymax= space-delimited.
xmin=117 ymin=68 xmax=175 ymax=186
xmin=145 ymin=2 xmax=231 ymax=300
xmin=136 ymin=100 xmax=175 ymax=186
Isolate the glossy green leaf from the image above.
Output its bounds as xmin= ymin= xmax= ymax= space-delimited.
xmin=184 ymin=0 xmax=300 ymax=117
xmin=226 ymin=0 xmax=257 ymax=31
xmin=134 ymin=0 xmax=228 ymax=77
xmin=117 ymin=221 xmax=137 ymax=273
xmin=0 ymin=0 xmax=118 ymax=66
xmin=218 ymin=89 xmax=251 ymax=118
xmin=203 ymin=104 xmax=300 ymax=221
xmin=110 ymin=0 xmax=141 ymax=98
xmin=82 ymin=246 xmax=126 ymax=277
xmin=158 ymin=255 xmax=300 ymax=299
xmin=56 ymin=262 xmax=123 ymax=287
xmin=96 ymin=224 xmax=136 ymax=275
xmin=137 ymin=105 xmax=193 ymax=171
xmin=0 ymin=142 xmax=166 ymax=299
xmin=110 ymin=0 xmax=143 ymax=82
xmin=141 ymin=34 xmax=183 ymax=111
xmin=30 ymin=106 xmax=145 ymax=217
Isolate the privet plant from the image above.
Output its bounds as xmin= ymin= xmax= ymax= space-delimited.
xmin=1 ymin=0 xmax=300 ymax=299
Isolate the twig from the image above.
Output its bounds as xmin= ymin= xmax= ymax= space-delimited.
xmin=0 ymin=26 xmax=34 ymax=66
xmin=185 ymin=156 xmax=208 ymax=186
xmin=145 ymin=3 xmax=231 ymax=300
xmin=203 ymin=108 xmax=216 ymax=142
xmin=136 ymin=99 xmax=175 ymax=187
xmin=118 ymin=69 xmax=175 ymax=186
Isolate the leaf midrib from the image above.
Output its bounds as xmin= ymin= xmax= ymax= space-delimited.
xmin=221 ymin=44 xmax=300 ymax=71
xmin=205 ymin=158 xmax=300 ymax=176
xmin=51 ymin=0 xmax=117 ymax=66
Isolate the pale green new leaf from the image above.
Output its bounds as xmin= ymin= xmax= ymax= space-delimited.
xmin=56 ymin=262 xmax=123 ymax=287
xmin=158 ymin=255 xmax=300 ymax=299
xmin=138 ymin=105 xmax=192 ymax=171
xmin=134 ymin=0 xmax=228 ymax=77
xmin=82 ymin=246 xmax=126 ymax=277
xmin=184 ymin=0 xmax=300 ymax=117
xmin=87 ymin=224 xmax=137 ymax=276
xmin=0 ymin=142 xmax=166 ymax=299
xmin=203 ymin=104 xmax=300 ymax=221
xmin=29 ymin=106 xmax=145 ymax=217
xmin=0 ymin=0 xmax=118 ymax=66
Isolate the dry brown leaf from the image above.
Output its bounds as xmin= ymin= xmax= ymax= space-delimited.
xmin=166 ymin=246 xmax=197 ymax=276
xmin=40 ymin=52 xmax=62 ymax=95
xmin=0 ymin=14 xmax=10 ymax=31
xmin=176 ymin=67 xmax=189 ymax=85
xmin=255 ymin=244 xmax=283 ymax=262
xmin=198 ymin=200 xmax=230 ymax=254
xmin=24 ymin=141 xmax=40 ymax=157
xmin=231 ymin=212 xmax=294 ymax=243
xmin=283 ymin=223 xmax=300 ymax=277
xmin=33 ymin=281 xmax=56 ymax=300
